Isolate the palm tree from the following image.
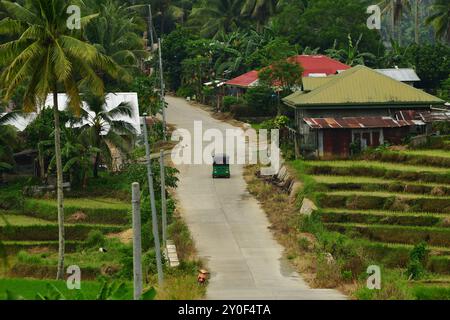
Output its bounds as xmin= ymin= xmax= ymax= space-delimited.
xmin=84 ymin=0 xmax=148 ymax=74
xmin=188 ymin=0 xmax=244 ymax=38
xmin=379 ymin=0 xmax=411 ymax=45
xmin=0 ymin=108 xmax=19 ymax=180
xmin=0 ymin=0 xmax=120 ymax=280
xmin=413 ymin=0 xmax=422 ymax=44
xmin=241 ymin=0 xmax=279 ymax=32
xmin=426 ymin=0 xmax=450 ymax=42
xmin=58 ymin=126 xmax=99 ymax=189
xmin=77 ymin=93 xmax=136 ymax=178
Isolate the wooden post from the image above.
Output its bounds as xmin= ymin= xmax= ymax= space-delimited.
xmin=132 ymin=182 xmax=142 ymax=300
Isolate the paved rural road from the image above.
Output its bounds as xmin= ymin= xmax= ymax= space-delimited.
xmin=165 ymin=96 xmax=346 ymax=300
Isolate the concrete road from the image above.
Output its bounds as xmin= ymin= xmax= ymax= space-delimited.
xmin=165 ymin=96 xmax=346 ymax=300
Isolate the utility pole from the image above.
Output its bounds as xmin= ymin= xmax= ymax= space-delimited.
xmin=141 ymin=114 xmax=164 ymax=286
xmin=132 ymin=182 xmax=142 ymax=300
xmin=158 ymin=38 xmax=167 ymax=141
xmin=160 ymin=150 xmax=167 ymax=248
xmin=147 ymin=5 xmax=155 ymax=51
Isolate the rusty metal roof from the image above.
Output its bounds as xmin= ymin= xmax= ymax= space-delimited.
xmin=303 ymin=116 xmax=425 ymax=129
xmin=395 ymin=110 xmax=450 ymax=123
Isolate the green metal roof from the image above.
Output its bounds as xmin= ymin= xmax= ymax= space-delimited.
xmin=302 ymin=76 xmax=335 ymax=91
xmin=284 ymin=65 xmax=445 ymax=108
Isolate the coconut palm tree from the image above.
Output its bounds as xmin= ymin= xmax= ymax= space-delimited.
xmin=77 ymin=93 xmax=136 ymax=178
xmin=0 ymin=0 xmax=121 ymax=280
xmin=84 ymin=0 xmax=148 ymax=74
xmin=379 ymin=0 xmax=411 ymax=44
xmin=188 ymin=0 xmax=244 ymax=38
xmin=426 ymin=0 xmax=450 ymax=42
xmin=241 ymin=0 xmax=279 ymax=32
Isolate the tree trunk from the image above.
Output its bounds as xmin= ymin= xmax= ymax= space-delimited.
xmin=38 ymin=149 xmax=45 ymax=180
xmin=391 ymin=0 xmax=396 ymax=41
xmin=53 ymin=89 xmax=65 ymax=280
xmin=93 ymin=152 xmax=100 ymax=178
xmin=415 ymin=0 xmax=420 ymax=44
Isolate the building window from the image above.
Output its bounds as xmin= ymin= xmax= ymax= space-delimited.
xmin=352 ymin=129 xmax=383 ymax=149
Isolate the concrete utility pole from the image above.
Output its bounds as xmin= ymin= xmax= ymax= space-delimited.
xmin=132 ymin=182 xmax=142 ymax=300
xmin=158 ymin=38 xmax=167 ymax=141
xmin=141 ymin=114 xmax=164 ymax=286
xmin=160 ymin=150 xmax=167 ymax=248
xmin=147 ymin=5 xmax=155 ymax=51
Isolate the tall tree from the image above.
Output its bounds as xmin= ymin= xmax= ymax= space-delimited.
xmin=188 ymin=0 xmax=244 ymax=38
xmin=426 ymin=0 xmax=450 ymax=43
xmin=0 ymin=0 xmax=120 ymax=279
xmin=379 ymin=0 xmax=411 ymax=45
xmin=84 ymin=0 xmax=148 ymax=76
xmin=241 ymin=0 xmax=279 ymax=32
xmin=78 ymin=93 xmax=136 ymax=178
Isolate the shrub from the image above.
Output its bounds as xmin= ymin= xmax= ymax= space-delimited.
xmin=222 ymin=96 xmax=243 ymax=112
xmin=176 ymin=85 xmax=195 ymax=98
xmin=414 ymin=286 xmax=450 ymax=300
xmin=17 ymin=250 xmax=45 ymax=265
xmin=406 ymin=242 xmax=428 ymax=280
xmin=23 ymin=200 xmax=129 ymax=225
xmin=85 ymin=230 xmax=106 ymax=248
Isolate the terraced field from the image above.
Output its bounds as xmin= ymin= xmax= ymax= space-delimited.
xmin=291 ymin=148 xmax=450 ymax=296
xmin=0 ymin=197 xmax=130 ymax=279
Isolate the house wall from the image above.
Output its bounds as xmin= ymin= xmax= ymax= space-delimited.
xmin=322 ymin=129 xmax=352 ymax=157
xmin=293 ymin=106 xmax=431 ymax=157
xmin=384 ymin=127 xmax=411 ymax=145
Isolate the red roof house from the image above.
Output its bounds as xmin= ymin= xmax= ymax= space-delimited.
xmin=225 ymin=55 xmax=350 ymax=88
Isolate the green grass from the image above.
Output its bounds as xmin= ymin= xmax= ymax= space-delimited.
xmin=321 ymin=210 xmax=448 ymax=227
xmin=0 ymin=278 xmax=128 ymax=300
xmin=15 ymin=239 xmax=126 ymax=269
xmin=413 ymin=286 xmax=450 ymax=300
xmin=325 ymin=223 xmax=450 ymax=247
xmin=313 ymin=175 xmax=447 ymax=188
xmin=0 ymin=215 xmax=52 ymax=226
xmin=321 ymin=208 xmax=448 ymax=216
xmin=34 ymin=198 xmax=130 ymax=210
xmin=326 ymin=190 xmax=450 ymax=199
xmin=0 ymin=224 xmax=125 ymax=241
xmin=401 ymin=149 xmax=450 ymax=159
xmin=304 ymin=160 xmax=449 ymax=173
xmin=23 ymin=198 xmax=130 ymax=225
xmin=1 ymin=240 xmax=83 ymax=255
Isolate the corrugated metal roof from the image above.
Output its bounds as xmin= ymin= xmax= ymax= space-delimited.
xmin=304 ymin=116 xmax=424 ymax=129
xmin=225 ymin=55 xmax=350 ymax=88
xmin=224 ymin=70 xmax=259 ymax=87
xmin=288 ymin=55 xmax=351 ymax=76
xmin=394 ymin=110 xmax=450 ymax=123
xmin=283 ymin=65 xmax=444 ymax=107
xmin=375 ymin=68 xmax=421 ymax=82
xmin=302 ymin=76 xmax=335 ymax=91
